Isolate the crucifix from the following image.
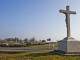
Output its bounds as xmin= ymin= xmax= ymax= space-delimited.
xmin=59 ymin=6 xmax=76 ymax=38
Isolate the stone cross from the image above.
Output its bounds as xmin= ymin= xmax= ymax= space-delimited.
xmin=59 ymin=6 xmax=76 ymax=38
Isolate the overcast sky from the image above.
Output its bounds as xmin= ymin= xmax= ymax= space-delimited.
xmin=0 ymin=0 xmax=80 ymax=41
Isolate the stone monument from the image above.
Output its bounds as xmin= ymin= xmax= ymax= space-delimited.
xmin=58 ymin=6 xmax=80 ymax=54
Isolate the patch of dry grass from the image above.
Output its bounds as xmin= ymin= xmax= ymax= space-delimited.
xmin=0 ymin=50 xmax=80 ymax=60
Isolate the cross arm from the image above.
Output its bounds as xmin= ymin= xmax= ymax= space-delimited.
xmin=59 ymin=10 xmax=76 ymax=14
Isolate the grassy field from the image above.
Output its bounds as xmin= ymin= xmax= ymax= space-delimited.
xmin=0 ymin=43 xmax=80 ymax=60
xmin=28 ymin=43 xmax=54 ymax=49
xmin=0 ymin=50 xmax=80 ymax=60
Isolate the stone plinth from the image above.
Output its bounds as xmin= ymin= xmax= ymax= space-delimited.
xmin=58 ymin=37 xmax=80 ymax=54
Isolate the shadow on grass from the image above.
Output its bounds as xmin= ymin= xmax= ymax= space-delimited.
xmin=26 ymin=50 xmax=80 ymax=57
xmin=25 ymin=50 xmax=66 ymax=57
xmin=49 ymin=50 xmax=65 ymax=55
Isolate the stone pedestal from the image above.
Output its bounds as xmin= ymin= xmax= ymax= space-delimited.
xmin=58 ymin=37 xmax=80 ymax=54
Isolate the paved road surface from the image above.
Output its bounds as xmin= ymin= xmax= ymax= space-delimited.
xmin=0 ymin=47 xmax=54 ymax=52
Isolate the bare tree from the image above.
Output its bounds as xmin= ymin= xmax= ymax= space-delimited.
xmin=47 ymin=38 xmax=51 ymax=48
xmin=47 ymin=38 xmax=51 ymax=42
xmin=24 ymin=38 xmax=28 ymax=43
xmin=42 ymin=40 xmax=46 ymax=43
xmin=29 ymin=37 xmax=36 ymax=43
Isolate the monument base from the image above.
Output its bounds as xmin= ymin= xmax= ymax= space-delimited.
xmin=58 ymin=37 xmax=80 ymax=54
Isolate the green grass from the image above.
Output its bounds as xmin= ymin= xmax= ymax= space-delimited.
xmin=0 ymin=43 xmax=79 ymax=60
xmin=0 ymin=50 xmax=80 ymax=60
xmin=28 ymin=43 xmax=54 ymax=49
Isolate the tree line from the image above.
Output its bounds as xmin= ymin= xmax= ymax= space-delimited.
xmin=0 ymin=37 xmax=51 ymax=47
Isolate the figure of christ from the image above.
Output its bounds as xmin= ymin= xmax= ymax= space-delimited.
xmin=59 ymin=6 xmax=76 ymax=38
